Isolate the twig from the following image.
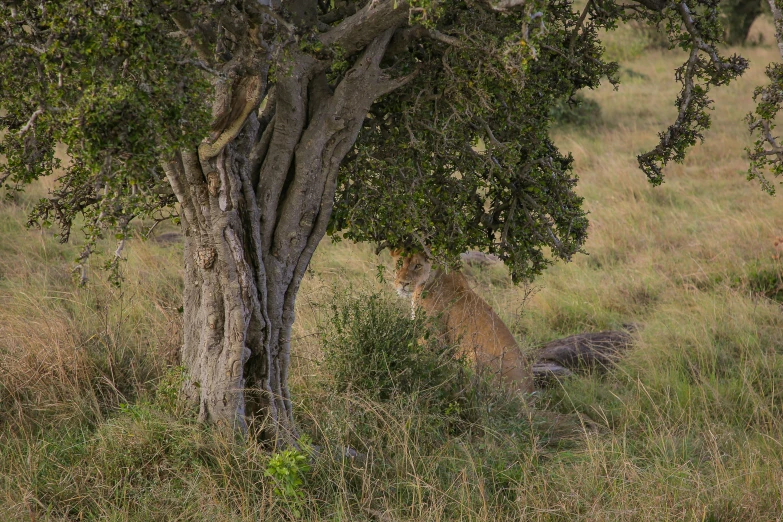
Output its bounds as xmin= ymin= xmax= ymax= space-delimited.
xmin=412 ymin=232 xmax=434 ymax=259
xmin=177 ymin=59 xmax=226 ymax=78
xmin=569 ymin=0 xmax=592 ymax=54
xmin=18 ymin=107 xmax=44 ymax=136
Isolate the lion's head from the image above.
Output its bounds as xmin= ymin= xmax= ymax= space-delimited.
xmin=391 ymin=251 xmax=432 ymax=299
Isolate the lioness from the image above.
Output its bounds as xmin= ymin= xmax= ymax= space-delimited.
xmin=392 ymin=252 xmax=534 ymax=393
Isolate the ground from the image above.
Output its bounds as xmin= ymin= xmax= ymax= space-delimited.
xmin=1 ymin=17 xmax=782 ymax=521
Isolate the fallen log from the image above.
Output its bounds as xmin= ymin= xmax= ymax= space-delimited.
xmin=532 ymin=328 xmax=636 ymax=386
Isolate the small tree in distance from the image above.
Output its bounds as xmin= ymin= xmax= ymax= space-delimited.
xmin=721 ymin=0 xmax=762 ymax=45
xmin=0 ymin=0 xmax=747 ymax=444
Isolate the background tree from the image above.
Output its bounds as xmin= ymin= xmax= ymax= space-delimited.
xmin=721 ymin=0 xmax=762 ymax=45
xmin=0 ymin=0 xmax=746 ymax=444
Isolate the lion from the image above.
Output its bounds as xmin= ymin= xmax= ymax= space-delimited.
xmin=392 ymin=252 xmax=534 ymax=394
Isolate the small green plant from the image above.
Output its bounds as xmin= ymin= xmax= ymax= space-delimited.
xmin=155 ymin=365 xmax=189 ymax=414
xmin=265 ymin=447 xmax=311 ymax=516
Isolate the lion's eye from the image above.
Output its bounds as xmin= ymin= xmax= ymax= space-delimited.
xmin=414 ymin=264 xmax=422 ymax=270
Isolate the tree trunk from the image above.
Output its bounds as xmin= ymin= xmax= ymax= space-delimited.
xmin=166 ymin=141 xmax=296 ymax=440
xmin=161 ymin=29 xmax=411 ymax=444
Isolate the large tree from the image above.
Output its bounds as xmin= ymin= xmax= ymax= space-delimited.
xmin=0 ymin=0 xmax=746 ymax=444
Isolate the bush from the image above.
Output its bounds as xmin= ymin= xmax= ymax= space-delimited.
xmin=550 ymin=92 xmax=601 ymax=128
xmin=319 ymin=290 xmax=535 ymax=430
xmin=321 ymin=291 xmax=467 ymax=405
xmin=265 ymin=446 xmax=312 ymax=517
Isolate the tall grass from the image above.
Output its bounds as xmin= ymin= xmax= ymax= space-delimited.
xmin=1 ymin=20 xmax=783 ymax=521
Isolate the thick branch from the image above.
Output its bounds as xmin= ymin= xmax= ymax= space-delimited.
xmin=768 ymin=0 xmax=783 ymax=59
xmin=387 ymin=26 xmax=464 ymax=57
xmin=258 ymin=56 xmax=315 ymax=252
xmin=320 ymin=3 xmax=358 ymax=24
xmin=171 ymin=12 xmax=213 ymax=64
xmin=161 ymin=154 xmax=201 ymax=236
xmin=273 ymin=28 xmax=400 ymax=265
xmin=630 ymin=0 xmax=667 ymax=11
xmin=482 ymin=0 xmax=528 ymax=11
xmin=199 ymin=76 xmax=265 ymax=161
xmin=319 ymin=0 xmax=409 ymax=55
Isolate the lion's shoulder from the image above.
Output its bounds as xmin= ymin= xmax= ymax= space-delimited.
xmin=422 ymin=271 xmax=516 ymax=344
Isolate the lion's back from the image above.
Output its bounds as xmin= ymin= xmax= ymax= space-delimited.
xmin=422 ymin=272 xmax=530 ymax=388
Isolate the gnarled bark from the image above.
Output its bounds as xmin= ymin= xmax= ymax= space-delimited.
xmin=162 ymin=27 xmax=412 ymax=443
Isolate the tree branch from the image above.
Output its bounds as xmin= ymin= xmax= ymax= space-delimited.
xmin=161 ymin=154 xmax=200 ymax=234
xmin=254 ymin=5 xmax=296 ymax=33
xmin=319 ymin=0 xmax=410 ymax=55
xmin=629 ymin=0 xmax=667 ymax=11
xmin=320 ymin=3 xmax=358 ymax=24
xmin=387 ymin=25 xmax=465 ymax=57
xmin=481 ymin=0 xmax=528 ymax=12
xmin=177 ymin=58 xmax=226 ymax=79
xmin=2 ymin=38 xmax=46 ymax=54
xmin=375 ymin=68 xmax=420 ymax=97
xmin=258 ymin=56 xmax=316 ymax=251
xmin=676 ymin=2 xmax=745 ymax=80
xmin=171 ymin=12 xmax=213 ymax=64
xmin=638 ymin=1 xmax=747 ymax=182
xmin=768 ymin=0 xmax=783 ymax=60
xmin=18 ymin=107 xmax=44 ymax=136
xmin=199 ymin=76 xmax=265 ymax=161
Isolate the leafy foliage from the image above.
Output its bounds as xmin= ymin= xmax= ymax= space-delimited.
xmin=333 ymin=0 xmax=607 ymax=281
xmin=332 ymin=0 xmax=748 ymax=281
xmin=747 ymin=0 xmax=783 ymax=194
xmin=0 ymin=1 xmax=210 ymax=251
xmin=634 ymin=1 xmax=748 ymax=185
xmin=320 ymin=290 xmax=531 ymax=434
xmin=322 ymin=291 xmax=467 ymax=404
xmin=0 ymin=0 xmax=751 ymax=286
xmin=265 ymin=447 xmax=312 ymax=516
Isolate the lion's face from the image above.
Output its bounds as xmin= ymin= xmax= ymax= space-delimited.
xmin=392 ymin=252 xmax=432 ymax=298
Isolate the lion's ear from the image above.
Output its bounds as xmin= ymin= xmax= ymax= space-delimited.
xmin=389 ymin=248 xmax=403 ymax=258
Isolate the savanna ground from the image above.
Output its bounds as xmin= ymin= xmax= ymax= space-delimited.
xmin=1 ymin=18 xmax=783 ymax=522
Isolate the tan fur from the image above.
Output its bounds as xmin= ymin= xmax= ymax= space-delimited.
xmin=392 ymin=252 xmax=534 ymax=394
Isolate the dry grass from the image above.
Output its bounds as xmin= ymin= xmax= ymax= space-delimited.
xmin=2 ymin=22 xmax=783 ymax=521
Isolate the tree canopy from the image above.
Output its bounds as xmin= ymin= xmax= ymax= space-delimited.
xmin=1 ymin=0 xmax=751 ymax=281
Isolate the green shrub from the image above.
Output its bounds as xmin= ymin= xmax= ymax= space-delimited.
xmin=318 ymin=290 xmax=537 ymax=442
xmin=321 ymin=291 xmax=466 ymax=404
xmin=744 ymin=265 xmax=783 ymax=300
xmin=728 ymin=263 xmax=783 ymax=302
xmin=550 ymin=92 xmax=601 ymax=128
xmin=265 ymin=446 xmax=312 ymax=517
